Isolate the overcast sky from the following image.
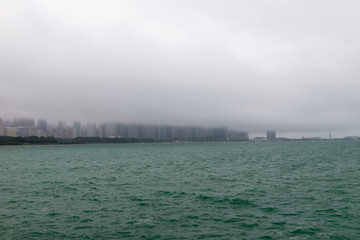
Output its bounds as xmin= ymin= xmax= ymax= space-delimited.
xmin=1 ymin=0 xmax=360 ymax=136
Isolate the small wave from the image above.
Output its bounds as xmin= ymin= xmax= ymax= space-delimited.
xmin=80 ymin=219 xmax=93 ymax=223
xmin=131 ymin=218 xmax=155 ymax=227
xmin=82 ymin=210 xmax=97 ymax=213
xmin=196 ymin=194 xmax=257 ymax=208
xmin=197 ymin=194 xmax=214 ymax=201
xmin=197 ymin=233 xmax=226 ymax=238
xmin=47 ymin=212 xmax=61 ymax=217
xmin=130 ymin=197 xmax=144 ymax=202
xmin=290 ymin=227 xmax=321 ymax=236
xmin=65 ymin=216 xmax=80 ymax=223
xmin=241 ymin=222 xmax=259 ymax=228
xmin=260 ymin=236 xmax=273 ymax=239
xmin=315 ymin=208 xmax=337 ymax=213
xmin=261 ymin=207 xmax=277 ymax=213
xmin=73 ymin=225 xmax=92 ymax=230
xmin=224 ymin=197 xmax=257 ymax=208
xmin=223 ymin=218 xmax=242 ymax=223
xmin=272 ymin=221 xmax=287 ymax=226
xmin=155 ymin=190 xmax=173 ymax=196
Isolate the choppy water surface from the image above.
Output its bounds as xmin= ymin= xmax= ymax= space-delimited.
xmin=1 ymin=141 xmax=360 ymax=239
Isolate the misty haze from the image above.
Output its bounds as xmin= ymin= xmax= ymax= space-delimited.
xmin=1 ymin=0 xmax=360 ymax=138
xmin=1 ymin=1 xmax=360 ymax=239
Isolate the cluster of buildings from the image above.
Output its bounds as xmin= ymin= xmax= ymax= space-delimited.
xmin=0 ymin=117 xmax=249 ymax=141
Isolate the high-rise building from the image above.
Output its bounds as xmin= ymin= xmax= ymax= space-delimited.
xmin=57 ymin=120 xmax=66 ymax=138
xmin=86 ymin=123 xmax=97 ymax=137
xmin=64 ymin=128 xmax=75 ymax=138
xmin=98 ymin=123 xmax=105 ymax=138
xmin=193 ymin=126 xmax=204 ymax=139
xmin=104 ymin=122 xmax=117 ymax=137
xmin=140 ymin=125 xmax=158 ymax=139
xmin=169 ymin=126 xmax=180 ymax=139
xmin=38 ymin=119 xmax=47 ymax=132
xmin=0 ymin=118 xmax=5 ymax=136
xmin=128 ymin=124 xmax=139 ymax=138
xmin=266 ymin=131 xmax=276 ymax=140
xmin=209 ymin=127 xmax=228 ymax=141
xmin=177 ymin=126 xmax=186 ymax=139
xmin=5 ymin=127 xmax=17 ymax=137
xmin=13 ymin=117 xmax=35 ymax=127
xmin=184 ymin=126 xmax=194 ymax=139
xmin=158 ymin=125 xmax=169 ymax=140
xmin=116 ymin=123 xmax=128 ymax=138
xmin=73 ymin=121 xmax=81 ymax=137
xmin=228 ymin=130 xmax=249 ymax=141
xmin=28 ymin=127 xmax=38 ymax=137
xmin=17 ymin=127 xmax=29 ymax=137
xmin=202 ymin=128 xmax=209 ymax=138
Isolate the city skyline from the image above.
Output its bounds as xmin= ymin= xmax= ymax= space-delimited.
xmin=1 ymin=116 xmax=358 ymax=140
xmin=0 ymin=116 xmax=244 ymax=141
xmin=1 ymin=1 xmax=360 ymax=137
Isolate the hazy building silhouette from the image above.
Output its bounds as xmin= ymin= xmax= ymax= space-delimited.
xmin=193 ymin=126 xmax=204 ymax=139
xmin=0 ymin=118 xmax=4 ymax=136
xmin=209 ymin=127 xmax=228 ymax=140
xmin=169 ymin=126 xmax=180 ymax=139
xmin=98 ymin=123 xmax=105 ymax=138
xmin=116 ymin=123 xmax=128 ymax=138
xmin=73 ymin=121 xmax=81 ymax=137
xmin=28 ymin=127 xmax=38 ymax=137
xmin=13 ymin=117 xmax=35 ymax=127
xmin=128 ymin=124 xmax=139 ymax=138
xmin=104 ymin=122 xmax=117 ymax=137
xmin=266 ymin=130 xmax=276 ymax=140
xmin=17 ymin=127 xmax=29 ymax=137
xmin=5 ymin=127 xmax=17 ymax=137
xmin=64 ymin=128 xmax=75 ymax=139
xmin=228 ymin=130 xmax=249 ymax=141
xmin=37 ymin=119 xmax=47 ymax=131
xmin=158 ymin=125 xmax=169 ymax=140
xmin=140 ymin=125 xmax=158 ymax=139
xmin=37 ymin=119 xmax=47 ymax=137
xmin=57 ymin=120 xmax=67 ymax=138
xmin=86 ymin=123 xmax=97 ymax=137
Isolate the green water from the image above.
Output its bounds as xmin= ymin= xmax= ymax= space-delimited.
xmin=1 ymin=142 xmax=359 ymax=239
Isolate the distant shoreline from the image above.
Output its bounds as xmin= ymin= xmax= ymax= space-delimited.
xmin=0 ymin=136 xmax=358 ymax=146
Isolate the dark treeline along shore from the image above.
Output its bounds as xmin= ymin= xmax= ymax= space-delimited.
xmin=0 ymin=136 xmax=247 ymax=145
xmin=1 ymin=136 xmax=358 ymax=146
xmin=0 ymin=136 xmax=156 ymax=145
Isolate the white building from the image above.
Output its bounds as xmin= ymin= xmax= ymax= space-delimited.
xmin=5 ymin=127 xmax=17 ymax=137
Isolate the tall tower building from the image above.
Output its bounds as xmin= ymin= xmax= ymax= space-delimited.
xmin=86 ymin=123 xmax=97 ymax=137
xmin=169 ymin=126 xmax=179 ymax=140
xmin=116 ymin=123 xmax=128 ymax=138
xmin=266 ymin=131 xmax=276 ymax=140
xmin=0 ymin=118 xmax=5 ymax=136
xmin=57 ymin=120 xmax=66 ymax=138
xmin=140 ymin=125 xmax=158 ymax=139
xmin=104 ymin=122 xmax=117 ymax=137
xmin=98 ymin=124 xmax=105 ymax=138
xmin=209 ymin=127 xmax=228 ymax=141
xmin=158 ymin=125 xmax=169 ymax=140
xmin=13 ymin=117 xmax=35 ymax=127
xmin=73 ymin=121 xmax=81 ymax=137
xmin=37 ymin=119 xmax=47 ymax=131
xmin=128 ymin=124 xmax=139 ymax=138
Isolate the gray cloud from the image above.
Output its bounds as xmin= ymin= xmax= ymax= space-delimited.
xmin=1 ymin=0 xmax=360 ymax=136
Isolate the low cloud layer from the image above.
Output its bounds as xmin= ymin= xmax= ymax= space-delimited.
xmin=1 ymin=0 xmax=360 ymax=135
